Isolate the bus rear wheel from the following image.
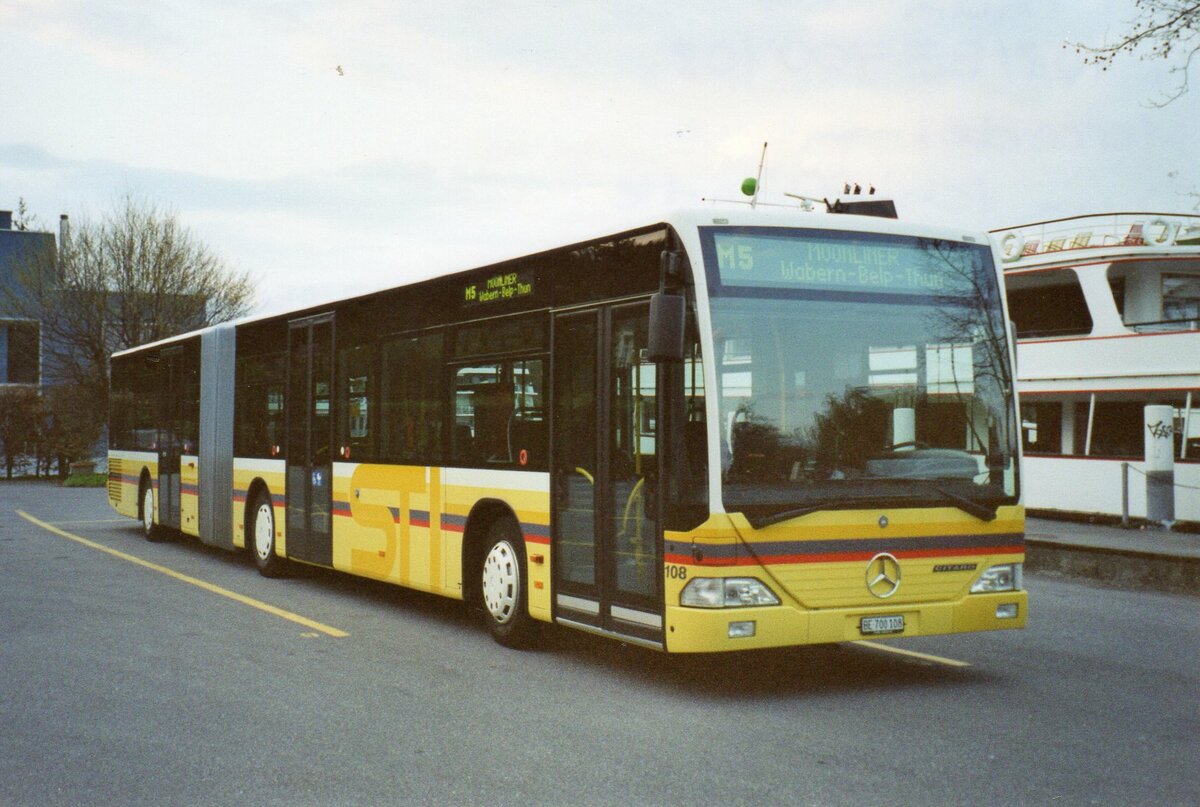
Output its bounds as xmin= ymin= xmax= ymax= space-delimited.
xmin=251 ymin=491 xmax=288 ymax=578
xmin=479 ymin=520 xmax=536 ymax=648
xmin=140 ymin=482 xmax=164 ymax=542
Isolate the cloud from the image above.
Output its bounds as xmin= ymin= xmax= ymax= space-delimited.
xmin=3 ymin=1 xmax=1197 ymax=313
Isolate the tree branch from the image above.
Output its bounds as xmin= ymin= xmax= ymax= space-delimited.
xmin=1071 ymin=0 xmax=1200 ymax=103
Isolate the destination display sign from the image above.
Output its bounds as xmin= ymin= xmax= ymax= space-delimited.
xmin=711 ymin=231 xmax=980 ymax=297
xmin=463 ymin=269 xmax=535 ymax=307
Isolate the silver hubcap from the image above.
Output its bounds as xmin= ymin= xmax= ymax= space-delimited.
xmin=142 ymin=488 xmax=154 ymax=534
xmin=254 ymin=502 xmax=274 ymax=561
xmin=481 ymin=540 xmax=519 ymax=624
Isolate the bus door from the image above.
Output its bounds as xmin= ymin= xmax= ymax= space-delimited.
xmin=285 ymin=315 xmax=334 ymax=566
xmin=156 ymin=345 xmax=184 ymax=532
xmin=552 ymin=303 xmax=663 ymax=646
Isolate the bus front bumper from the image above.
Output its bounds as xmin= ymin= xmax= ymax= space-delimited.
xmin=663 ymin=591 xmax=1027 ymax=653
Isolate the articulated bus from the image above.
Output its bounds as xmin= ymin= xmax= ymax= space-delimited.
xmin=108 ymin=207 xmax=1027 ymax=652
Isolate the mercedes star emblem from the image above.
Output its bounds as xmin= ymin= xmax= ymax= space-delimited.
xmin=866 ymin=552 xmax=902 ymax=598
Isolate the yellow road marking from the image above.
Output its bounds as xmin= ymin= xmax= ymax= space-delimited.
xmin=17 ymin=510 xmax=349 ymax=638
xmin=851 ymin=640 xmax=972 ymax=668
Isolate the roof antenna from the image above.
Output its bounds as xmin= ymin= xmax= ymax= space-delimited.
xmin=782 ymin=192 xmax=821 ymax=212
xmin=740 ymin=141 xmax=768 ymax=209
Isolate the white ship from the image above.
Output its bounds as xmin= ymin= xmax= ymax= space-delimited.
xmin=991 ymin=213 xmax=1200 ymax=524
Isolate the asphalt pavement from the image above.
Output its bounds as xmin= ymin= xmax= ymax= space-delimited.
xmin=3 ymin=481 xmax=1199 ymax=806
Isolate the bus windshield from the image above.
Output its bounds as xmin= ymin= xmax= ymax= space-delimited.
xmin=701 ymin=227 xmax=1018 ymax=526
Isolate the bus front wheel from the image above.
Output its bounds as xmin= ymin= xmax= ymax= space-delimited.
xmin=479 ymin=520 xmax=536 ymax=648
xmin=251 ymin=491 xmax=288 ymax=578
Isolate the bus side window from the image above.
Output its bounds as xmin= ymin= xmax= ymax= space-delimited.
xmin=453 ymin=364 xmax=500 ymax=464
xmin=235 ymin=351 xmax=286 ymax=458
xmin=337 ymin=343 xmax=375 ymax=462
xmin=451 ymin=359 xmax=546 ymax=469
xmin=510 ymin=358 xmax=546 ymax=469
xmin=380 ymin=332 xmax=444 ymax=465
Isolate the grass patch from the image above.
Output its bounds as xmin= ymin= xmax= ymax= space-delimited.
xmin=63 ymin=473 xmax=107 ymax=488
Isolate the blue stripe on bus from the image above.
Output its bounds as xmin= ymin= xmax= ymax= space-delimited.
xmin=232 ymin=489 xmax=286 ymax=508
xmin=288 ymin=500 xmax=550 ymax=545
xmin=664 ymin=532 xmax=1025 ymax=566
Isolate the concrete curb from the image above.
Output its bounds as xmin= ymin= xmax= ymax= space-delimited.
xmin=1026 ymin=539 xmax=1200 ymax=597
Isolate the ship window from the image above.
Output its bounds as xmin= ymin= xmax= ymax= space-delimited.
xmin=1006 ymin=272 xmax=1092 ymax=338
xmin=1077 ymin=401 xmax=1149 ymax=458
xmin=1109 ymin=276 xmax=1125 ymax=318
xmin=1180 ymin=395 xmax=1200 ymax=460
xmin=1163 ymin=274 xmax=1200 ymax=322
xmin=1021 ymin=402 xmax=1062 ymax=454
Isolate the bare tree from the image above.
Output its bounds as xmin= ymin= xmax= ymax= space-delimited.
xmin=40 ymin=383 xmax=103 ymax=477
xmin=4 ymin=196 xmax=256 ymax=457
xmin=0 ymin=388 xmax=41 ymax=479
xmin=1071 ymin=0 xmax=1200 ymax=105
xmin=12 ymin=197 xmax=40 ymax=232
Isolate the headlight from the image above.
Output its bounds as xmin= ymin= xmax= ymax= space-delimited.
xmin=970 ymin=563 xmax=1023 ymax=593
xmin=680 ymin=577 xmax=781 ymax=608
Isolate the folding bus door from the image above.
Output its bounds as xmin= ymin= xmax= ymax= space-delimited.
xmin=552 ymin=303 xmax=663 ymax=647
xmin=156 ymin=345 xmax=184 ymax=532
xmin=285 ymin=315 xmax=334 ymax=566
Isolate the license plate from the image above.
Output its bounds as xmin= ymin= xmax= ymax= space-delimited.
xmin=861 ymin=615 xmax=905 ymax=635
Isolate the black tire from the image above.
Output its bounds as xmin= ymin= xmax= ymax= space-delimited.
xmin=479 ymin=519 xmax=537 ymax=648
xmin=140 ymin=481 xmax=165 ymax=542
xmin=250 ymin=490 xmax=289 ymax=578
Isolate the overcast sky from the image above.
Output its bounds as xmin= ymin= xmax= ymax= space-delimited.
xmin=2 ymin=1 xmax=1197 ymax=315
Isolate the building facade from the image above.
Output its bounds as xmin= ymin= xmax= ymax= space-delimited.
xmin=0 ymin=209 xmax=57 ymax=387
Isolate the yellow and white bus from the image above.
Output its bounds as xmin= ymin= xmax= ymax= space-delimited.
xmin=108 ymin=207 xmax=1026 ymax=652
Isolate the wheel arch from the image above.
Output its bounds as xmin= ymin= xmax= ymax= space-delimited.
xmin=461 ymin=497 xmax=523 ymax=608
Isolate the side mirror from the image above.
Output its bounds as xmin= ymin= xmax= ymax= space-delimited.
xmin=648 ymin=292 xmax=685 ymax=362
xmin=660 ymin=250 xmax=683 ymax=283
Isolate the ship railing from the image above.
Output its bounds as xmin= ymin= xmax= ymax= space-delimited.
xmin=991 ymin=212 xmax=1200 ymax=264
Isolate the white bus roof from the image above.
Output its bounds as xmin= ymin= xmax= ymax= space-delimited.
xmin=112 ymin=206 xmax=993 ymax=360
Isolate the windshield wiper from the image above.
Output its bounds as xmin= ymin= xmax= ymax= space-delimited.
xmin=747 ymin=505 xmax=829 ymax=530
xmin=928 ymin=483 xmax=998 ymax=521
xmin=742 ymin=484 xmax=997 ymax=530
